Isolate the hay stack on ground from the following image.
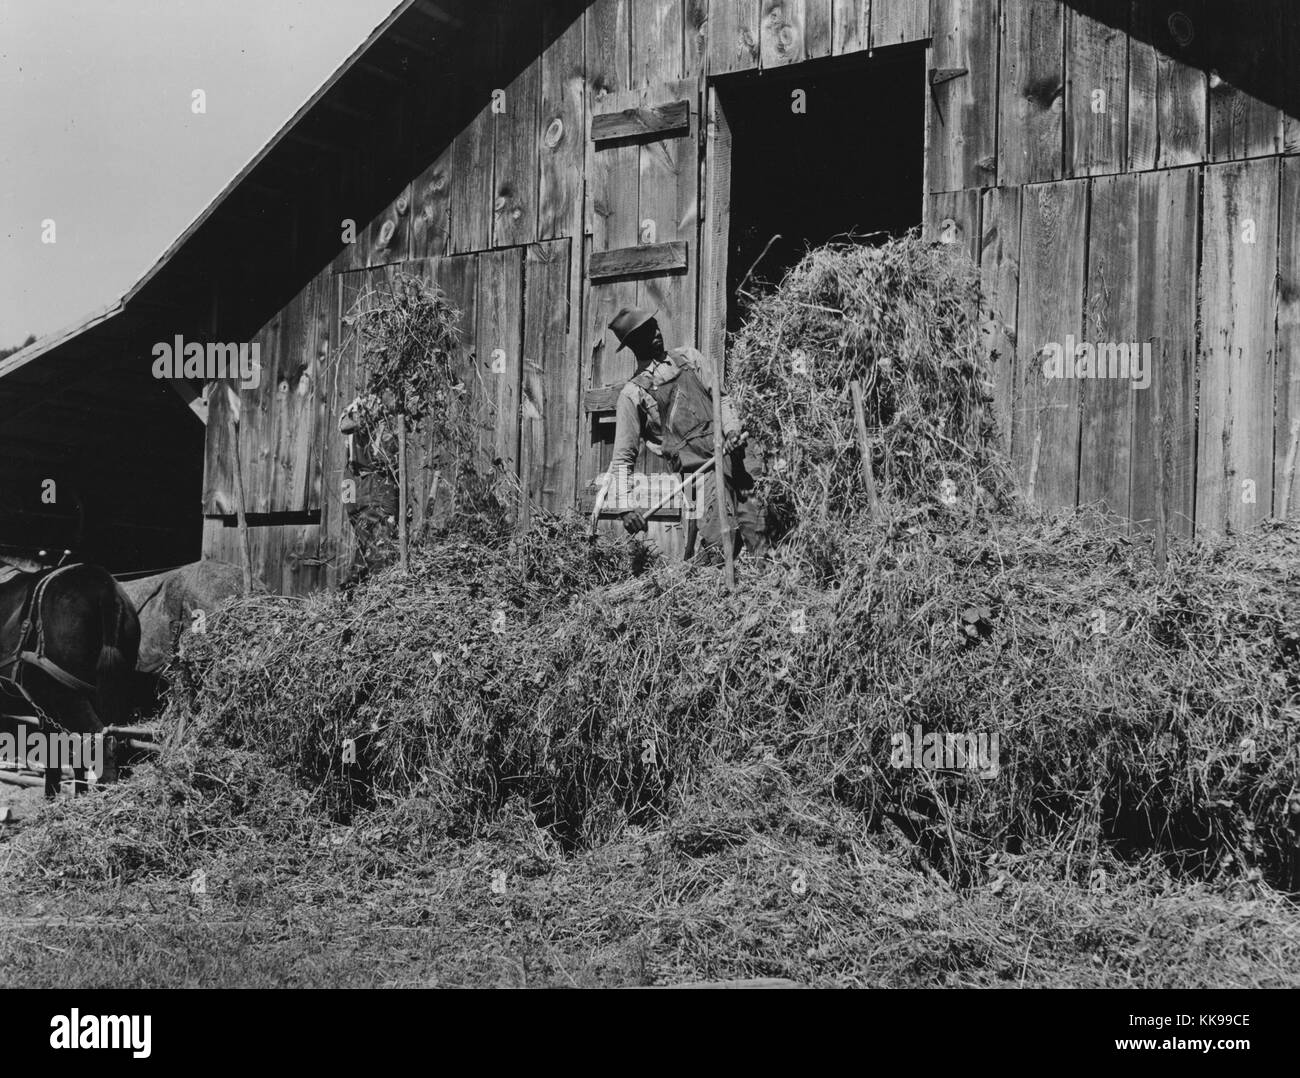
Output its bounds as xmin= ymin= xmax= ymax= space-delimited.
xmin=729 ymin=234 xmax=1015 ymax=574
xmin=24 ymin=235 xmax=1299 ymax=895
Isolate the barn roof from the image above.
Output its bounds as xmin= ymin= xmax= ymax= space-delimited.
xmin=0 ymin=0 xmax=478 ymax=463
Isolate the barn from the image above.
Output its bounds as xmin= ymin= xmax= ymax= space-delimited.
xmin=4 ymin=0 xmax=1298 ymax=595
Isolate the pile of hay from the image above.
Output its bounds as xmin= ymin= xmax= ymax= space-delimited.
xmin=54 ymin=235 xmax=1294 ymax=893
xmin=729 ymin=234 xmax=1015 ymax=574
xmin=156 ymin=507 xmax=1300 ymax=887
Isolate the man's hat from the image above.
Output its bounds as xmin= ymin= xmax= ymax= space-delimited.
xmin=608 ymin=307 xmax=657 ymax=351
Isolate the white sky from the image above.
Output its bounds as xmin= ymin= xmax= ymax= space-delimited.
xmin=0 ymin=0 xmax=402 ymax=347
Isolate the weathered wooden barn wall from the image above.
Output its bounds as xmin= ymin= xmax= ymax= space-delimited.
xmin=925 ymin=0 xmax=1300 ymax=539
xmin=201 ymin=0 xmax=1300 ymax=594
xmin=202 ymin=0 xmax=933 ymax=591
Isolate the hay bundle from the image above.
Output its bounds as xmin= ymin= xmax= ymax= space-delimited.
xmin=730 ymin=234 xmax=1015 ymax=570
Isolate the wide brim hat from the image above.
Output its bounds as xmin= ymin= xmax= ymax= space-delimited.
xmin=608 ymin=306 xmax=658 ymax=351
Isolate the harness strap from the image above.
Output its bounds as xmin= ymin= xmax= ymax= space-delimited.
xmin=18 ymin=650 xmax=97 ymax=694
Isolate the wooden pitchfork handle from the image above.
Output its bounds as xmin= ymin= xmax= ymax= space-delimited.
xmin=591 ymin=467 xmax=706 ymax=537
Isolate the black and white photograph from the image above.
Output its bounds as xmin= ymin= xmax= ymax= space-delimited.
xmin=0 ymin=0 xmax=1294 ymax=1044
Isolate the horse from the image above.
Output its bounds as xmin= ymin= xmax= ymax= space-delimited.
xmin=0 ymin=562 xmax=141 ymax=797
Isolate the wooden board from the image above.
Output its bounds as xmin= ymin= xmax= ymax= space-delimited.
xmin=1015 ymin=180 xmax=1087 ymax=509
xmin=998 ymin=0 xmax=1065 ymax=187
xmin=832 ymin=0 xmax=869 ymax=55
xmin=635 ymin=80 xmax=699 ymax=362
xmin=1079 ymin=172 xmax=1136 ymax=519
xmin=589 ymin=241 xmax=689 ymax=280
xmin=700 ymin=85 xmax=732 ymax=388
xmin=632 ymin=0 xmax=683 ymax=89
xmin=1205 ymin=0 xmax=1283 ymax=162
xmin=448 ymin=108 xmax=494 ymax=255
xmin=410 ymin=145 xmax=452 ymax=259
xmin=708 ymin=0 xmax=762 ymax=74
xmin=871 ymin=0 xmax=929 ymax=48
xmin=760 ymin=0 xmax=832 ymax=67
xmin=1127 ymin=0 xmax=1206 ymax=171
xmin=492 ymin=10 xmax=541 ymax=249
xmin=928 ymin=0 xmax=999 ymax=193
xmin=365 ymin=184 xmax=412 ymax=267
xmin=539 ymin=4 xmax=586 ymax=242
xmin=684 ymin=0 xmax=710 ymax=77
xmin=586 ymin=0 xmax=631 ymax=97
xmin=1130 ymin=166 xmax=1197 ymax=539
xmin=925 ymin=188 xmax=980 ymax=262
xmin=475 ymin=249 xmax=526 ymax=477
xmin=1197 ymin=158 xmax=1279 ymax=534
xmin=592 ymin=100 xmax=691 ymax=142
xmin=1277 ymin=157 xmax=1300 ymax=518
xmin=1287 ymin=4 xmax=1300 ymax=154
xmin=1064 ymin=0 xmax=1128 ymax=177
xmin=979 ymin=186 xmax=1021 ymax=457
xmin=522 ymin=239 xmax=576 ymax=515
xmin=425 ymin=253 xmax=480 ymax=530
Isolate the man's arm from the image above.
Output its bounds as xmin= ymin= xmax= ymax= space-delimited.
xmin=610 ymin=386 xmax=649 ymax=534
xmin=611 ymin=385 xmax=643 ymax=474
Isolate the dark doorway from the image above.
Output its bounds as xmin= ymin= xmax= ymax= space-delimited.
xmin=716 ymin=53 xmax=925 ymax=333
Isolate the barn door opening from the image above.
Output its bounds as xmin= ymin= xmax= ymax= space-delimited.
xmin=704 ymin=53 xmax=926 ymax=344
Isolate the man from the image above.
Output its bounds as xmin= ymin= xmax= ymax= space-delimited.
xmin=606 ymin=308 xmax=767 ymax=560
xmin=339 ymin=396 xmax=399 ymax=580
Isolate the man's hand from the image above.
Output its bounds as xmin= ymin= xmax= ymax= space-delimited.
xmin=722 ymin=428 xmax=749 ymax=454
xmin=622 ymin=510 xmax=648 ymax=535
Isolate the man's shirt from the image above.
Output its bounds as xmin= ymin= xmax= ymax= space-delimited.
xmin=610 ymin=346 xmax=739 ymax=474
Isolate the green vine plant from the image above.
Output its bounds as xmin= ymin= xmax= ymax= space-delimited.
xmin=339 ymin=271 xmax=516 ymax=544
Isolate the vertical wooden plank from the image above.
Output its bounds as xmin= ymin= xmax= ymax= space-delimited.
xmin=760 ymin=0 xmax=832 ymax=66
xmin=449 ymin=109 xmax=494 ymax=255
xmin=928 ymin=0 xmax=999 ymax=193
xmin=243 ymin=310 xmax=280 ymax=514
xmin=700 ymin=86 xmax=732 ymax=397
xmin=322 ymin=271 xmax=367 ymax=587
xmin=364 ymin=184 xmax=412 ymax=267
xmin=493 ymin=10 xmax=541 ymax=248
xmin=870 ymin=0 xmax=929 ymax=47
xmin=523 ymin=239 xmax=577 ymax=514
xmin=1131 ymin=166 xmax=1197 ymax=539
xmin=998 ymin=0 xmax=1065 ymax=187
xmin=979 ymin=186 xmax=1022 ymax=457
xmin=925 ymin=188 xmax=980 ymax=262
xmin=539 ymin=6 xmax=585 ymax=241
xmin=1206 ymin=0 xmax=1283 ymax=163
xmin=1286 ymin=4 xmax=1300 ymax=154
xmin=637 ymin=81 xmax=699 ymax=353
xmin=411 ymin=145 xmax=453 ymax=259
xmin=1127 ymin=0 xmax=1206 ymax=172
xmin=586 ymin=0 xmax=631 ymax=97
xmin=832 ymin=0 xmax=869 ymax=55
xmin=476 ymin=248 xmax=526 ymax=477
xmin=1015 ymin=180 xmax=1087 ymax=509
xmin=632 ymin=0 xmax=684 ymax=88
xmin=1198 ymin=158 xmax=1279 ymax=534
xmin=1064 ymin=0 xmax=1128 ymax=178
xmin=427 ymin=253 xmax=480 ymax=524
xmin=708 ymin=0 xmax=762 ymax=73
xmin=1278 ymin=158 xmax=1300 ymax=518
xmin=1079 ymin=172 xmax=1137 ymax=519
xmin=684 ymin=0 xmax=710 ymax=78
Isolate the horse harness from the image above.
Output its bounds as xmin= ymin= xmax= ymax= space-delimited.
xmin=0 ymin=565 xmax=97 ymax=734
